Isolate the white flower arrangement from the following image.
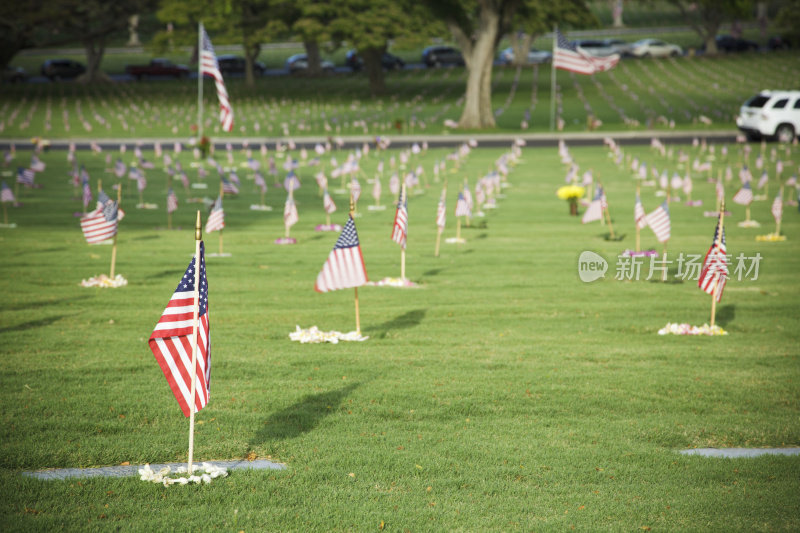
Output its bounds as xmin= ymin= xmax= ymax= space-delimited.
xmin=289 ymin=325 xmax=368 ymax=344
xmin=139 ymin=462 xmax=228 ymax=487
xmin=80 ymin=274 xmax=128 ymax=288
xmin=657 ymin=322 xmax=727 ymax=336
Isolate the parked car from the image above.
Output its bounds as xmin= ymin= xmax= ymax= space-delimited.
xmin=767 ymin=35 xmax=790 ymax=51
xmin=345 ymin=50 xmax=406 ymax=71
xmin=497 ymin=47 xmax=552 ymax=65
xmin=736 ymin=90 xmax=800 ymax=143
xmin=217 ymin=55 xmax=266 ymax=76
xmin=630 ymin=39 xmax=683 ymax=58
xmin=41 ymin=59 xmax=85 ymax=80
xmin=2 ymin=66 xmax=28 ymax=83
xmin=125 ymin=58 xmax=189 ymax=80
xmin=712 ymin=35 xmax=759 ymax=53
xmin=572 ymin=39 xmax=618 ymax=57
xmin=603 ymin=38 xmax=634 ymax=57
xmin=421 ymin=46 xmax=464 ymax=68
xmin=285 ymin=53 xmax=335 ymax=74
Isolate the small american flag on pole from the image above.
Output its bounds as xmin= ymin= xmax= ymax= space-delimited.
xmin=436 ymin=189 xmax=446 ymax=230
xmin=149 ymin=241 xmax=211 ymax=417
xmin=644 ymin=200 xmax=671 ymax=243
xmin=553 ymin=29 xmax=619 ymax=75
xmin=221 ymin=176 xmax=238 ymax=195
xmin=1 ymin=181 xmax=15 ymax=203
xmin=698 ymin=213 xmax=728 ymax=302
xmin=581 ymin=186 xmax=605 ymax=224
xmin=205 ymin=196 xmax=224 ymax=233
xmin=391 ymin=185 xmax=408 ymax=249
xmin=80 ymin=191 xmax=118 ymax=244
xmin=167 ymin=188 xmax=178 ymax=214
xmin=284 ymin=192 xmax=299 ymax=229
xmin=454 ymin=191 xmax=470 ymax=217
xmin=323 ymin=189 xmax=337 ymax=214
xmin=82 ymin=176 xmax=92 ymax=210
xmin=732 ymin=181 xmax=753 ymax=205
xmin=771 ymin=192 xmax=783 ymax=223
xmin=634 ymin=192 xmax=647 ymax=230
xmin=200 ymin=24 xmax=233 ymax=132
xmin=16 ymin=167 xmax=34 ymax=187
xmin=314 ymin=216 xmax=368 ymax=293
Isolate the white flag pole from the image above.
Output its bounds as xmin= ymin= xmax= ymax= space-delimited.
xmin=400 ymin=183 xmax=406 ymax=280
xmin=197 ymin=22 xmax=204 ymax=143
xmin=550 ymin=25 xmax=557 ymax=132
xmin=187 ymin=210 xmax=202 ymax=476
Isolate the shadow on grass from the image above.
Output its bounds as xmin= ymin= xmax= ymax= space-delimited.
xmin=0 ymin=315 xmax=70 ymax=334
xmin=716 ymin=304 xmax=735 ymax=326
xmin=251 ymin=382 xmax=360 ymax=443
xmin=4 ymin=295 xmax=91 ymax=312
xmin=370 ymin=308 xmax=427 ymax=339
xmin=423 ymin=268 xmax=445 ymax=277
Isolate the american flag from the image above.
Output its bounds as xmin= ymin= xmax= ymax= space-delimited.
xmin=581 ymin=186 xmax=605 ymax=224
xmin=553 ymin=29 xmax=619 ymax=75
xmin=80 ymin=191 xmax=118 ymax=244
xmin=254 ymin=172 xmax=267 ymax=194
xmin=391 ymin=186 xmax=408 ymax=249
xmin=323 ymin=189 xmax=337 ymax=214
xmin=454 ymin=191 xmax=470 ymax=217
xmin=634 ymin=193 xmax=647 ymax=230
xmin=771 ymin=193 xmax=783 ymax=223
xmin=167 ymin=188 xmax=178 ymax=214
xmin=314 ymin=216 xmax=368 ymax=293
xmin=716 ymin=178 xmax=725 ymax=203
xmin=137 ymin=174 xmax=147 ymax=192
xmin=148 ymin=241 xmax=211 ymax=417
xmin=436 ymin=189 xmax=446 ymax=230
xmin=372 ymin=178 xmax=382 ymax=202
xmin=82 ymin=176 xmax=92 ymax=210
xmin=757 ymin=171 xmax=769 ymax=189
xmin=179 ymin=171 xmax=189 ymax=189
xmin=284 ymin=170 xmax=300 ymax=192
xmin=645 ymin=201 xmax=671 ymax=242
xmin=247 ymin=157 xmax=260 ymax=171
xmin=284 ymin=192 xmax=299 ymax=229
xmin=114 ymin=159 xmax=126 ymax=178
xmin=200 ymin=24 xmax=233 ymax=132
xmin=228 ymin=170 xmax=240 ymax=186
xmin=698 ymin=214 xmax=728 ymax=302
xmin=139 ymin=158 xmax=155 ymax=170
xmin=221 ymin=176 xmax=238 ymax=195
xmin=732 ymin=181 xmax=753 ymax=205
xmin=205 ymin=196 xmax=225 ymax=233
xmin=29 ymin=155 xmax=46 ymax=172
xmin=16 ymin=167 xmax=34 ymax=187
xmin=351 ymin=177 xmax=362 ymax=204
xmin=1 ymin=181 xmax=15 ymax=203
xmin=463 ymin=186 xmax=474 ymax=212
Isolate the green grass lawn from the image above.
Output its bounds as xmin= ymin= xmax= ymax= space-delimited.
xmin=2 ymin=52 xmax=798 ymax=140
xmin=0 ymin=139 xmax=798 ymax=530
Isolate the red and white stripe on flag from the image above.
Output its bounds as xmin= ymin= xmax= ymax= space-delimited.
xmin=771 ymin=194 xmax=783 ymax=223
xmin=391 ymin=189 xmax=408 ymax=249
xmin=80 ymin=209 xmax=117 ymax=244
xmin=200 ymin=25 xmax=233 ymax=132
xmin=284 ymin=196 xmax=299 ymax=228
xmin=315 ymin=216 xmax=368 ymax=293
xmin=645 ymin=202 xmax=671 ymax=243
xmin=436 ymin=198 xmax=446 ymax=230
xmin=149 ymin=242 xmax=210 ymax=417
xmin=553 ymin=29 xmax=619 ymax=75
xmin=698 ymin=219 xmax=727 ymax=302
xmin=634 ymin=195 xmax=647 ymax=230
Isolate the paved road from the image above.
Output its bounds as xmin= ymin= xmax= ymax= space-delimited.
xmin=0 ymin=130 xmax=741 ymax=152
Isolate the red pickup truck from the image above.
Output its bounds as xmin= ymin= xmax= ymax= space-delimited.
xmin=125 ymin=59 xmax=190 ymax=80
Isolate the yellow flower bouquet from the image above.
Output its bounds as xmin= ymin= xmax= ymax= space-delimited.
xmin=556 ymin=185 xmax=586 ymax=215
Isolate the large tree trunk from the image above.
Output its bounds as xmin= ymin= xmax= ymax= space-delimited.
xmin=611 ymin=0 xmax=624 ymax=28
xmin=362 ymin=46 xmax=386 ymax=97
xmin=450 ymin=4 xmax=499 ymax=129
xmin=245 ymin=42 xmax=260 ymax=88
xmin=303 ymin=39 xmax=322 ymax=76
xmin=704 ymin=34 xmax=719 ymax=54
xmin=79 ymin=38 xmax=111 ymax=84
xmin=510 ymin=32 xmax=532 ymax=68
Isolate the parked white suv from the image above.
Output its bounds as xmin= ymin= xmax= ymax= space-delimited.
xmin=736 ymin=90 xmax=800 ymax=143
